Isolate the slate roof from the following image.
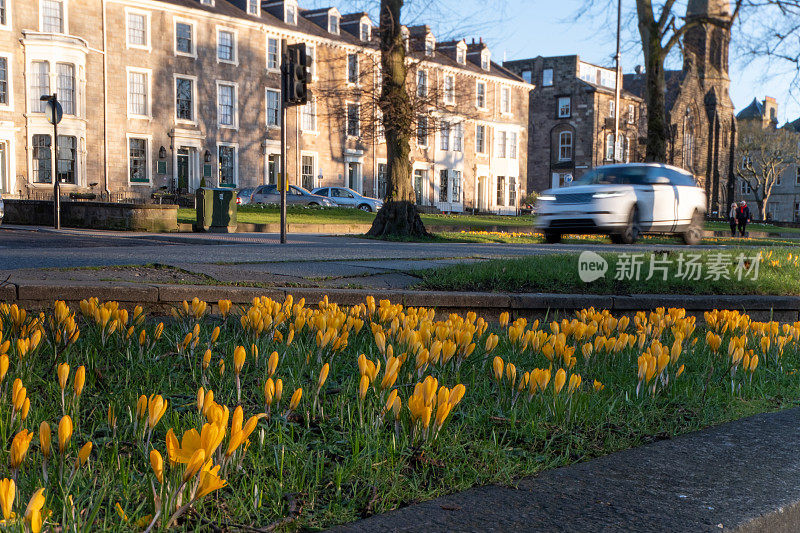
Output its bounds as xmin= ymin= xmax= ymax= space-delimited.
xmin=623 ymin=69 xmax=685 ymax=112
xmin=156 ymin=0 xmax=526 ymax=83
xmin=736 ymin=98 xmax=765 ymax=120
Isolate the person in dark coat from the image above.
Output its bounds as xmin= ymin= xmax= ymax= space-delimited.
xmin=728 ymin=202 xmax=737 ymax=237
xmin=736 ymin=200 xmax=751 ymax=237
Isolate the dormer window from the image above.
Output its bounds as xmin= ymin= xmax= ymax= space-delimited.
xmin=360 ymin=21 xmax=371 ymax=41
xmin=457 ymin=46 xmax=466 ymax=65
xmin=285 ymin=4 xmax=297 ymax=25
xmin=425 ymin=37 xmax=435 ymax=57
xmin=199 ymin=0 xmax=214 ymax=6
xmin=481 ymin=51 xmax=490 ymax=71
xmin=247 ymin=0 xmax=259 ymax=16
xmin=328 ymin=14 xmax=339 ymax=34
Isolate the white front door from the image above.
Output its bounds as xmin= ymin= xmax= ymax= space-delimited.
xmin=0 ymin=141 xmax=7 ymax=194
xmin=347 ymin=162 xmax=362 ymax=193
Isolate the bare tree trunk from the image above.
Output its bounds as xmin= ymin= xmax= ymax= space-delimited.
xmin=367 ymin=0 xmax=429 ymax=238
xmin=638 ymin=10 xmax=669 ymax=162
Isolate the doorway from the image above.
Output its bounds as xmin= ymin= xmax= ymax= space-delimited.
xmin=177 ymin=148 xmax=191 ymax=191
xmin=0 ymin=141 xmax=7 ymax=194
xmin=347 ymin=162 xmax=361 ymax=193
xmin=477 ymin=176 xmax=486 ymax=211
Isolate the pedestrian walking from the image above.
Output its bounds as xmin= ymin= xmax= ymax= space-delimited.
xmin=736 ymin=200 xmax=751 ymax=237
xmin=728 ymin=202 xmax=737 ymax=237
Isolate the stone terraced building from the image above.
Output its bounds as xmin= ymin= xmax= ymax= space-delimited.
xmin=0 ymin=0 xmax=531 ymax=214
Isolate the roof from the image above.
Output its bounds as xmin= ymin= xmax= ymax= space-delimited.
xmin=736 ymin=98 xmax=765 ymax=120
xmin=577 ymin=79 xmax=643 ymax=101
xmin=340 ymin=12 xmax=369 ymax=23
xmin=623 ymin=69 xmax=685 ymax=112
xmin=687 ymin=0 xmax=732 ymax=17
xmin=155 ymin=0 xmax=525 ymax=84
xmin=784 ymin=117 xmax=800 ymax=133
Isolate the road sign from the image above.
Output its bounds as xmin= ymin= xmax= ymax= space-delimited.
xmin=44 ymin=99 xmax=63 ymax=126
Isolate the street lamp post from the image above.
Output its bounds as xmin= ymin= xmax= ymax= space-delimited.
xmin=41 ymin=93 xmax=63 ymax=229
xmin=613 ymin=0 xmax=622 ymax=163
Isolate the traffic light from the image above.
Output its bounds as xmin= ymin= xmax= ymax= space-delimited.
xmin=285 ymin=43 xmax=310 ymax=106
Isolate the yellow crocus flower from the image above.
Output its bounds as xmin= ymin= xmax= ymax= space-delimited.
xmin=358 ymin=375 xmax=369 ymax=401
xmin=57 ymin=363 xmax=70 ymax=391
xmin=147 ymin=395 xmax=168 ymax=430
xmin=196 ymin=464 xmax=227 ymax=499
xmin=318 ymin=363 xmax=330 ymax=391
xmin=182 ymin=449 xmax=206 ymax=483
xmin=289 ymin=388 xmax=303 ymax=410
xmin=78 ymin=441 xmax=92 ymax=466
xmin=554 ymin=368 xmax=566 ymax=394
xmin=9 ymin=429 xmax=33 ymax=469
xmin=39 ymin=422 xmax=51 ymax=459
xmin=135 ymin=395 xmax=147 ymax=420
xmin=58 ymin=416 xmax=73 ymax=454
xmin=74 ymin=366 xmax=86 ymax=397
xmin=0 ymin=478 xmax=14 ymax=520
xmin=24 ymin=488 xmax=45 ymax=533
xmin=268 ymin=351 xmax=279 ymax=377
xmin=233 ymin=346 xmax=246 ymax=374
xmin=150 ymin=450 xmax=163 ymax=483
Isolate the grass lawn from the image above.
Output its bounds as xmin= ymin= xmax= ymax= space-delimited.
xmin=178 ymin=206 xmax=535 ymax=229
xmin=178 ymin=206 xmax=375 ymax=226
xmin=434 ymin=230 xmax=800 ymax=247
xmin=706 ymin=220 xmax=800 ymax=235
xmin=418 ymin=248 xmax=800 ymax=295
xmin=3 ymin=297 xmax=800 ymax=530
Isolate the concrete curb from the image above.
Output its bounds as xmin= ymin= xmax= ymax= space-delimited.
xmin=329 ymin=407 xmax=800 ymax=533
xmin=1 ymin=282 xmax=798 ymax=320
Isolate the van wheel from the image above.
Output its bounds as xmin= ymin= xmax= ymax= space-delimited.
xmin=617 ymin=205 xmax=640 ymax=244
xmin=682 ymin=210 xmax=703 ymax=245
xmin=544 ymin=231 xmax=562 ymax=244
xmin=308 ymin=202 xmax=319 ymax=206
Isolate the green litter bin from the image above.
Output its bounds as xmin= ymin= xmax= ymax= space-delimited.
xmin=196 ymin=188 xmax=237 ymax=232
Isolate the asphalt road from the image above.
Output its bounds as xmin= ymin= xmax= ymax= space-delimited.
xmin=0 ymin=225 xmax=720 ymax=271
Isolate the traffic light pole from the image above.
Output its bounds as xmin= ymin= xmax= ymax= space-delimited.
xmin=280 ymin=40 xmax=288 ymax=244
xmin=53 ymin=94 xmax=61 ymax=230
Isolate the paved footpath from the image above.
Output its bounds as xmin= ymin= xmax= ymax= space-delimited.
xmin=331 ymin=407 xmax=800 ymax=532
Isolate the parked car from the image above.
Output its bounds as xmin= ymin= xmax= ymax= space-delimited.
xmin=236 ymin=187 xmax=255 ymax=206
xmin=312 ymin=187 xmax=384 ymax=212
xmin=0 ymin=193 xmax=3 ymax=225
xmin=248 ymin=184 xmax=335 ymax=207
xmin=535 ymin=163 xmax=706 ymax=245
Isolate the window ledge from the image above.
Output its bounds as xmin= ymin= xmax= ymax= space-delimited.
xmin=217 ymin=59 xmax=239 ymax=66
xmin=127 ymin=44 xmax=151 ymax=52
xmin=175 ymin=51 xmax=197 ymax=59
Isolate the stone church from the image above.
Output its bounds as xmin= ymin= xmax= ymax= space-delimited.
xmin=624 ymin=0 xmax=737 ymax=216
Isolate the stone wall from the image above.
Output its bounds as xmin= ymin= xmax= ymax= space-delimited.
xmin=3 ymin=200 xmax=178 ymax=232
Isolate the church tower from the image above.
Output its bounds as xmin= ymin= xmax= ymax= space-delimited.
xmin=676 ymin=0 xmax=736 ymax=215
xmin=684 ymin=0 xmax=732 ymax=86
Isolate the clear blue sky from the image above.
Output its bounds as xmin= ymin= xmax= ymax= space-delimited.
xmin=304 ymin=0 xmax=800 ymax=121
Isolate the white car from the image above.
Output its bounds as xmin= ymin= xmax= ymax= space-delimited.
xmin=312 ymin=187 xmax=384 ymax=212
xmin=535 ymin=164 xmax=706 ymax=244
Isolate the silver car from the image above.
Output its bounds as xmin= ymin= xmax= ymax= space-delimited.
xmin=0 ymin=193 xmax=4 ymax=225
xmin=312 ymin=187 xmax=384 ymax=212
xmin=249 ymin=184 xmax=334 ymax=206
